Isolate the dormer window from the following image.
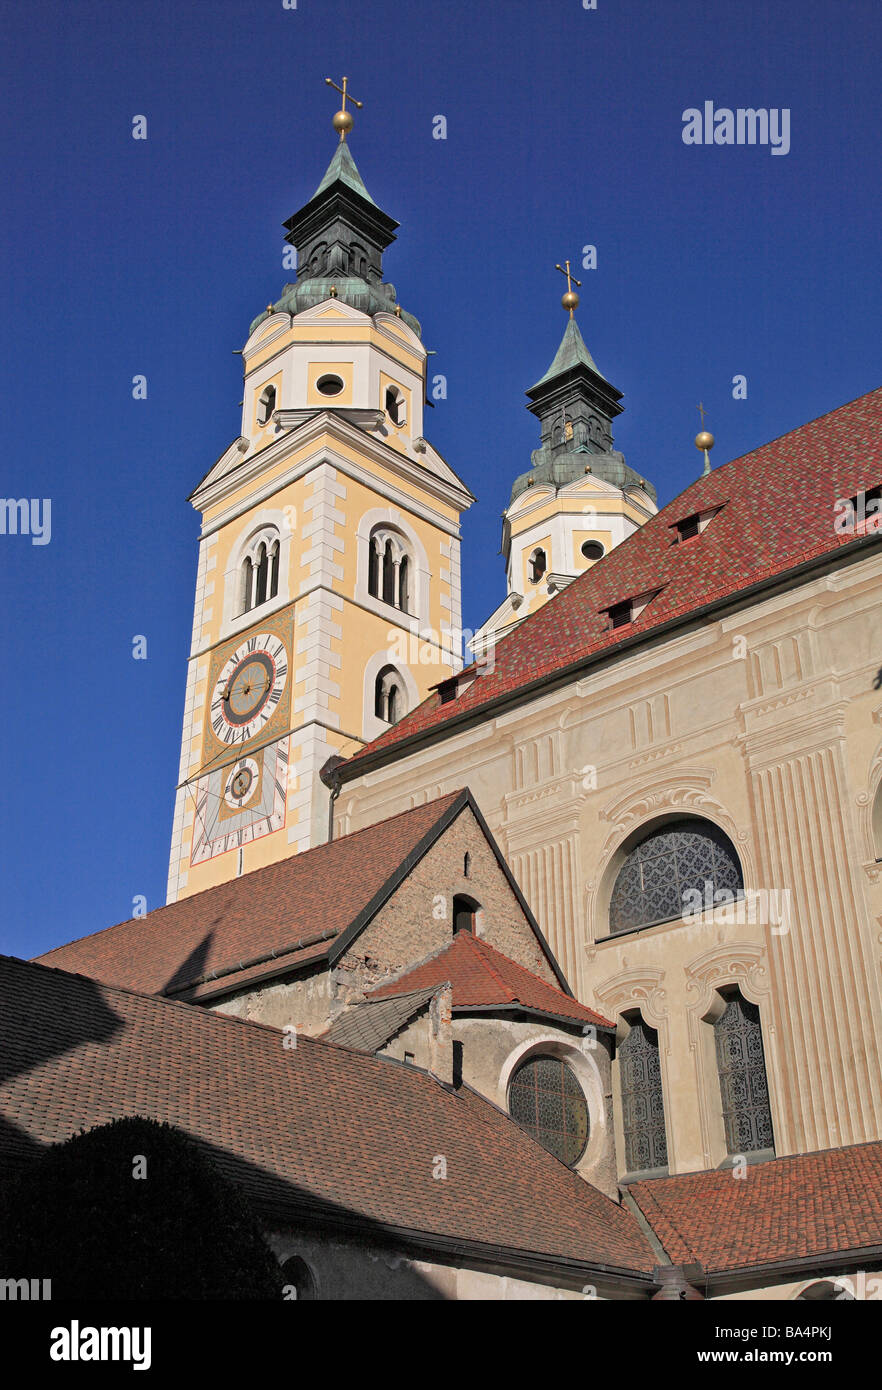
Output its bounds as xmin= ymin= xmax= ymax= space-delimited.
xmin=603 ymin=589 xmax=661 ymax=632
xmin=529 ymin=547 xmax=547 ymax=584
xmin=385 ymin=386 xmax=406 ymax=427
xmin=256 ymin=384 xmax=276 ymax=427
xmin=608 ymin=599 xmax=633 ymax=630
xmin=671 ymin=505 xmax=724 ymax=543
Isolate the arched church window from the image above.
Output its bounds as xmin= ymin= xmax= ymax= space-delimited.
xmin=619 ymin=1015 xmax=668 ymax=1174
xmin=280 ymin=1254 xmax=316 ymax=1301
xmin=238 ymin=527 xmax=282 ymax=617
xmin=714 ymin=989 xmax=774 ymax=1156
xmin=257 ymin=384 xmax=276 ymax=427
xmin=398 ymin=554 xmax=410 ymax=614
xmin=452 ymin=894 xmax=479 ymax=934
xmin=508 ymin=1055 xmax=589 ymax=1167
xmin=529 ymin=548 xmax=547 ymax=584
xmin=368 ymin=525 xmax=412 ymax=613
xmin=608 ymin=818 xmax=743 ymax=934
xmin=255 ymin=542 xmax=269 ymax=607
xmin=385 ymin=385 xmax=406 ymax=427
xmin=374 ymin=665 xmax=404 ymax=724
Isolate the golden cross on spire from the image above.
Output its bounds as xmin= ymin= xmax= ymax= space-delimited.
xmin=555 ymin=260 xmax=582 ymax=317
xmin=325 ymin=75 xmax=363 ymax=142
xmin=698 ymin=401 xmax=707 ymax=428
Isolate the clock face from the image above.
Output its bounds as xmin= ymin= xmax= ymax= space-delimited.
xmin=210 ymin=633 xmax=288 ymax=747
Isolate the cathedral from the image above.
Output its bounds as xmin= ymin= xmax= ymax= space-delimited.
xmin=3 ymin=90 xmax=882 ymax=1302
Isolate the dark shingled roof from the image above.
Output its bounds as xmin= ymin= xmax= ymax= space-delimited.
xmin=0 ymin=955 xmax=655 ymax=1278
xmin=324 ymin=986 xmax=440 ymax=1053
xmin=345 ymin=386 xmax=882 ymax=773
xmin=629 ymin=1143 xmax=882 ymax=1276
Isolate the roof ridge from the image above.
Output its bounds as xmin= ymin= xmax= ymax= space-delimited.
xmin=473 ymin=934 xmax=595 ymax=1006
xmin=34 ymin=788 xmax=467 ymax=962
xmin=466 ymin=933 xmax=517 ymax=1003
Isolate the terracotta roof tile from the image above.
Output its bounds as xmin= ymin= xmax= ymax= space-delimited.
xmin=367 ymin=932 xmax=613 ymax=1028
xmin=348 ymin=387 xmax=882 ymax=768
xmin=0 ymin=955 xmax=654 ymax=1276
xmin=630 ymin=1143 xmax=882 ymax=1275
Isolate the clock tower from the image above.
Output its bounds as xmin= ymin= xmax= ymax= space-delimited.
xmin=167 ymin=94 xmax=473 ymax=903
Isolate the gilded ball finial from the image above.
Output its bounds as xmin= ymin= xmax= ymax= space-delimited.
xmin=333 ymin=108 xmax=354 ymax=137
xmin=561 ymin=289 xmax=580 ymax=313
xmin=694 ymin=430 xmax=715 ymax=452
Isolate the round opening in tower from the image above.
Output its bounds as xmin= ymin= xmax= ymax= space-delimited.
xmin=316 ymin=374 xmax=344 ymax=396
xmin=581 ymin=540 xmax=605 ymax=561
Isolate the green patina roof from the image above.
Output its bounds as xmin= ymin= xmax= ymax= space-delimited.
xmin=530 ymin=317 xmax=607 ymax=391
xmin=311 ymin=140 xmax=377 ymax=207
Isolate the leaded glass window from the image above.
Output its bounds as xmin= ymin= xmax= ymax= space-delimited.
xmin=508 ymin=1055 xmax=589 ymax=1166
xmin=609 ymin=818 xmax=743 ymax=934
xmin=619 ymin=1017 xmax=668 ymax=1173
xmin=714 ymin=992 xmax=774 ymax=1155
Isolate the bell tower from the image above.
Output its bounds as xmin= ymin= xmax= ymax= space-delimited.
xmin=167 ymin=88 xmax=473 ymax=903
xmin=471 ymin=263 xmax=657 ymax=657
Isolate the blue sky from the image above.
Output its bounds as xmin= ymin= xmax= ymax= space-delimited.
xmin=2 ymin=0 xmax=880 ymax=959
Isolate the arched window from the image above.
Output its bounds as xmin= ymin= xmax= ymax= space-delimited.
xmin=714 ymin=989 xmax=774 ymax=1156
xmin=374 ymin=665 xmax=404 ymax=724
xmin=619 ymin=1015 xmax=668 ymax=1174
xmin=452 ymin=894 xmax=479 ymax=934
xmin=385 ymin=385 xmax=406 ymax=426
xmin=256 ymin=384 xmax=276 ymax=426
xmin=463 ymin=852 xmax=471 ymax=879
xmin=280 ymin=1254 xmax=316 ymax=1301
xmin=508 ymin=1055 xmax=589 ymax=1166
xmin=398 ymin=554 xmax=410 ymax=614
xmin=529 ymin=548 xmax=547 ymax=584
xmin=238 ymin=528 xmax=282 ymax=617
xmin=608 ymin=818 xmax=743 ymax=934
xmin=798 ymin=1280 xmax=853 ymax=1301
xmin=368 ymin=525 xmax=412 ymax=613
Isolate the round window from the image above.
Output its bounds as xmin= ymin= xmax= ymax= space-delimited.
xmin=581 ymin=540 xmax=604 ymax=561
xmin=508 ymin=1055 xmax=589 ymax=1166
xmin=316 ymin=374 xmax=344 ymax=396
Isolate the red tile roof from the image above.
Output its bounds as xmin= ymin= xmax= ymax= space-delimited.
xmin=629 ymin=1143 xmax=882 ymax=1276
xmin=368 ymin=932 xmax=613 ymax=1029
xmin=34 ymin=791 xmax=465 ymax=1001
xmin=0 ymin=955 xmax=655 ymax=1278
xmin=345 ymin=387 xmax=882 ymax=771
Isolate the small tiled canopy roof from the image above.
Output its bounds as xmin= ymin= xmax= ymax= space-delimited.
xmin=33 ymin=792 xmax=469 ymax=1001
xmin=345 ymin=385 xmax=882 ymax=771
xmin=0 ymin=955 xmax=655 ymax=1279
xmin=368 ymin=932 xmax=613 ymax=1030
xmin=629 ymin=1143 xmax=882 ymax=1276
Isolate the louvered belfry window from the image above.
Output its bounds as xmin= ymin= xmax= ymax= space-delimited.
xmin=619 ymin=1017 xmax=668 ymax=1174
xmin=714 ymin=992 xmax=775 ymax=1155
xmin=609 ymin=818 xmax=743 ymax=934
xmin=508 ymin=1056 xmax=589 ymax=1167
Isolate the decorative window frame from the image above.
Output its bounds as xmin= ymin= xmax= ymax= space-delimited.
xmin=497 ymin=1034 xmax=609 ymax=1180
xmin=683 ymin=946 xmax=776 ymax=1170
xmin=355 ymin=506 xmax=431 ymax=628
xmin=362 ymin=648 xmax=419 ymax=742
xmin=592 ymin=973 xmax=671 ymax=1181
xmin=221 ymin=510 xmax=292 ymax=638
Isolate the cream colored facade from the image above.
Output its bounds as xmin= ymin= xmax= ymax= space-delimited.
xmin=471 ymin=465 xmax=656 ymax=656
xmin=337 ymin=546 xmax=882 ymax=1178
xmin=167 ymin=295 xmax=472 ymax=902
